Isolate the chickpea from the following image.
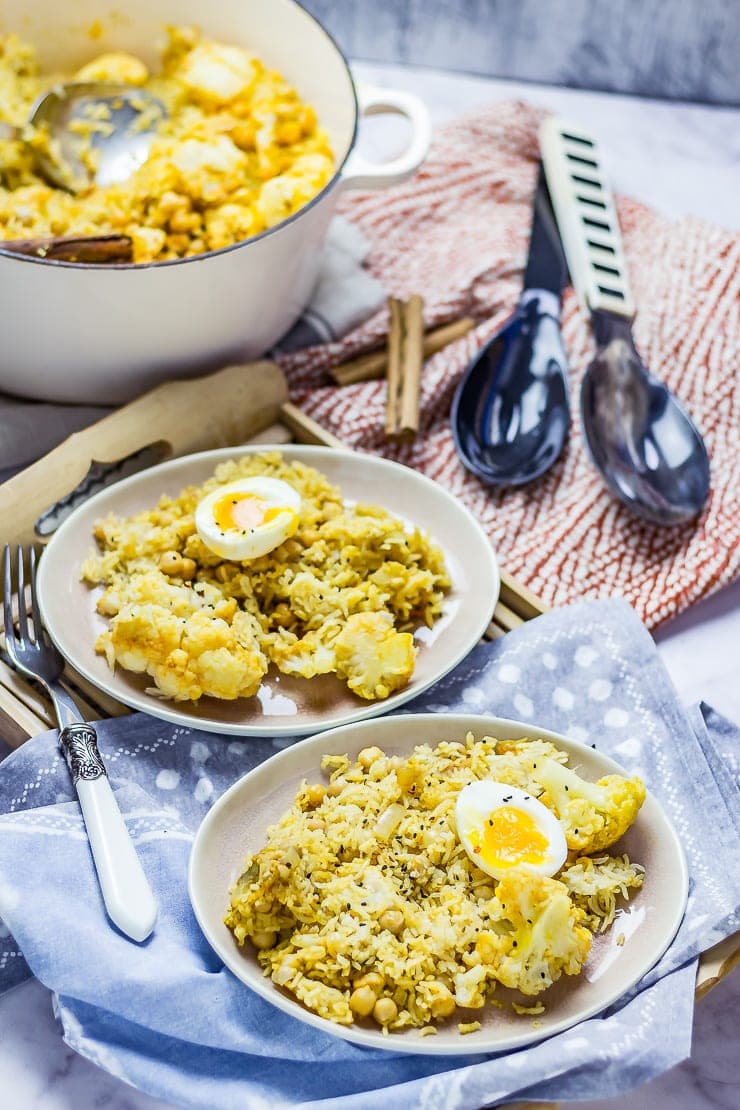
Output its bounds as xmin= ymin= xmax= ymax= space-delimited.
xmin=96 ymin=593 xmax=119 ymax=616
xmin=372 ymin=997 xmax=398 ymax=1025
xmin=429 ymin=984 xmax=456 ymax=1019
xmin=357 ymin=746 xmax=384 ymax=770
xmin=396 ymin=764 xmax=418 ymax=793
xmin=304 ymin=784 xmax=326 ymax=809
xmin=250 ymin=929 xmax=277 ymax=950
xmin=349 ymin=985 xmax=377 ymax=1017
xmin=276 ymin=120 xmax=302 ymax=145
xmin=354 ymin=971 xmax=384 ymax=993
xmin=378 ymin=908 xmax=405 ymax=935
xmin=327 ymin=777 xmax=347 ymax=797
xmin=231 ymin=121 xmax=256 ymax=150
xmin=169 ymin=209 xmax=201 ymax=234
xmin=158 ymin=550 xmax=196 ymax=579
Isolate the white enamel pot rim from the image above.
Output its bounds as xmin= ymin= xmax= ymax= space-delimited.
xmin=0 ymin=6 xmax=431 ymax=273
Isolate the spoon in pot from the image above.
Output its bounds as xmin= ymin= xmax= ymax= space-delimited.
xmin=451 ymin=165 xmax=570 ymax=485
xmin=540 ymin=117 xmax=710 ymax=525
xmin=0 ymin=82 xmax=166 ymax=192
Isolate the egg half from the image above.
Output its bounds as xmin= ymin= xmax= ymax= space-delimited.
xmin=194 ymin=476 xmax=301 ymax=561
xmin=455 ymin=780 xmax=567 ymax=880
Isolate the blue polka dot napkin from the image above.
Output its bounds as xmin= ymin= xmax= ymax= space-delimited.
xmin=0 ymin=599 xmax=738 ymax=1109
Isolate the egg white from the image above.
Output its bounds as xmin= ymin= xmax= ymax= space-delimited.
xmin=455 ymin=780 xmax=567 ymax=880
xmin=194 ymin=476 xmax=301 ymax=561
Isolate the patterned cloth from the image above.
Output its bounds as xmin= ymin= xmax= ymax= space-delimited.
xmin=0 ymin=599 xmax=738 ymax=1108
xmin=278 ymin=100 xmax=740 ymax=629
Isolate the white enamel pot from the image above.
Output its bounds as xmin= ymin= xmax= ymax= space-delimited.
xmin=0 ymin=0 xmax=431 ymax=403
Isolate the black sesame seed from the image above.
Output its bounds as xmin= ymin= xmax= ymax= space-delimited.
xmin=512 ymin=941 xmax=518 ymax=947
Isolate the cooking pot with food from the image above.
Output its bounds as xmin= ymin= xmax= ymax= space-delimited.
xmin=0 ymin=0 xmax=430 ymax=403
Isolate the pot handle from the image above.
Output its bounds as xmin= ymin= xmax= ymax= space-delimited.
xmin=340 ymin=83 xmax=432 ymax=190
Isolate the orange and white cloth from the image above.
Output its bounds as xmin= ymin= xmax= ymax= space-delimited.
xmin=279 ymin=100 xmax=740 ymax=629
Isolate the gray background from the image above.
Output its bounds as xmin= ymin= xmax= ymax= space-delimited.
xmin=303 ymin=0 xmax=740 ymax=105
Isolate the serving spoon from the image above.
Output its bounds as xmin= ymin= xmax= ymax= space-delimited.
xmin=450 ymin=166 xmax=570 ymax=485
xmin=540 ymin=117 xmax=710 ymax=525
xmin=0 ymin=82 xmax=166 ymax=192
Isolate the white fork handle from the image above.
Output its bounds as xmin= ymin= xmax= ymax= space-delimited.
xmin=59 ymin=723 xmax=158 ymax=943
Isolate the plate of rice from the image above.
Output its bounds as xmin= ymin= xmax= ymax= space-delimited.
xmin=37 ymin=446 xmax=498 ymax=735
xmin=189 ymin=713 xmax=688 ymax=1054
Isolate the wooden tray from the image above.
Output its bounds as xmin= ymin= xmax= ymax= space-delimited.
xmin=0 ymin=360 xmax=736 ymax=1086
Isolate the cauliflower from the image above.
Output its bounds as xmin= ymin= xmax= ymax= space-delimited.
xmin=176 ymin=41 xmax=259 ymax=104
xmin=532 ymin=756 xmax=646 ymax=854
xmin=334 ymin=611 xmax=415 ymax=700
xmin=100 ymin=570 xmax=267 ymax=700
xmin=490 ymin=872 xmax=592 ymax=995
xmin=74 ymin=52 xmax=149 ymax=86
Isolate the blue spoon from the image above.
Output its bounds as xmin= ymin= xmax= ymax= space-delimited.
xmin=451 ymin=167 xmax=569 ymax=486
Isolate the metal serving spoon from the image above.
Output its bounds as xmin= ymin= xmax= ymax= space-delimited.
xmin=540 ymin=117 xmax=710 ymax=525
xmin=451 ymin=166 xmax=570 ymax=485
xmin=0 ymin=82 xmax=166 ymax=192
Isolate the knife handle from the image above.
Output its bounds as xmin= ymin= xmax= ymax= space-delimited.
xmin=539 ymin=117 xmax=634 ymax=320
xmin=59 ymin=722 xmax=158 ymax=943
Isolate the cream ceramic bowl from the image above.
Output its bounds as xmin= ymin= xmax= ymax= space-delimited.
xmin=0 ymin=0 xmax=430 ymax=403
xmin=189 ymin=713 xmax=689 ymax=1055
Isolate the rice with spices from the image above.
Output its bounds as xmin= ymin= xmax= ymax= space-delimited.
xmin=0 ymin=26 xmax=334 ymax=261
xmin=225 ymin=733 xmax=646 ymax=1032
xmin=82 ymin=452 xmax=450 ymax=702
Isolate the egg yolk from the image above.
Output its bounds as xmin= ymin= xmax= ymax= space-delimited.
xmin=212 ymin=492 xmax=295 ymax=534
xmin=468 ymin=806 xmax=550 ymax=870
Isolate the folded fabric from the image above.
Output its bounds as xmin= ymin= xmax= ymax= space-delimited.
xmin=0 ymin=215 xmax=384 ymax=480
xmin=279 ymin=99 xmax=740 ymax=630
xmin=0 ymin=599 xmax=738 ymax=1109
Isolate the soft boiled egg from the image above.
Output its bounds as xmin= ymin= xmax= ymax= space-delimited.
xmin=455 ymin=780 xmax=567 ymax=880
xmin=194 ymin=476 xmax=301 ymax=561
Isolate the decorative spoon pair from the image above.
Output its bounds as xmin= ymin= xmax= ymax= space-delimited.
xmin=451 ymin=121 xmax=710 ymax=526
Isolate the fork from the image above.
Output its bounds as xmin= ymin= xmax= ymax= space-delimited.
xmin=3 ymin=545 xmax=157 ymax=942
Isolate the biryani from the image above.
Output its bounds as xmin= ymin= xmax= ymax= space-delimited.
xmin=81 ymin=452 xmax=450 ymax=702
xmin=225 ymin=734 xmax=646 ymax=1032
xmin=0 ymin=26 xmax=334 ymax=261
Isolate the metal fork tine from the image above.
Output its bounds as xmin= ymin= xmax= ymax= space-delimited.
xmin=2 ymin=544 xmax=15 ymax=648
xmin=29 ymin=546 xmax=43 ymax=643
xmin=16 ymin=545 xmax=30 ymax=645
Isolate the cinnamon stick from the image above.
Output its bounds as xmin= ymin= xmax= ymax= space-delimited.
xmin=385 ymin=296 xmax=405 ymax=435
xmin=1 ymin=234 xmax=133 ymax=263
xmin=331 ymin=316 xmax=475 ymax=386
xmin=397 ymin=294 xmax=425 ymax=438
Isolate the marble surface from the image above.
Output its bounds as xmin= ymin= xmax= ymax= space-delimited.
xmin=0 ymin=63 xmax=738 ymax=1110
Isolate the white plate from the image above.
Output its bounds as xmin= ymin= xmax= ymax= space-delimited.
xmin=189 ymin=713 xmax=688 ymax=1055
xmin=37 ymin=446 xmax=499 ymax=736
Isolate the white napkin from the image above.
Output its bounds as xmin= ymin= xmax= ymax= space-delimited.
xmin=0 ymin=216 xmax=385 ymax=478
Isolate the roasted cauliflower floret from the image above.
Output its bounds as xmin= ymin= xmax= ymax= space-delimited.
xmin=533 ymin=757 xmax=646 ymax=854
xmin=99 ymin=571 xmax=267 ymax=700
xmin=74 ymin=51 xmax=149 ymax=85
xmin=176 ymin=41 xmax=259 ymax=104
xmin=334 ymin=611 xmax=415 ymax=700
xmin=490 ymin=871 xmax=592 ymax=995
